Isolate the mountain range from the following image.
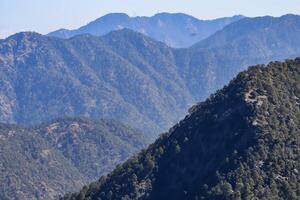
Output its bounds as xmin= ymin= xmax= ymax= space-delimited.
xmin=48 ymin=13 xmax=244 ymax=48
xmin=1 ymin=12 xmax=300 ymax=200
xmin=64 ymin=58 xmax=300 ymax=200
xmin=1 ymin=14 xmax=300 ymax=137
xmin=0 ymin=30 xmax=192 ymax=135
xmin=0 ymin=118 xmax=147 ymax=200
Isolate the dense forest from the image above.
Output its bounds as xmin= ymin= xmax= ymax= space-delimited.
xmin=64 ymin=58 xmax=300 ymax=200
xmin=0 ymin=118 xmax=147 ymax=200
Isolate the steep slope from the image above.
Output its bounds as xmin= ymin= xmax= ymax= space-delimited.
xmin=48 ymin=13 xmax=244 ymax=47
xmin=0 ymin=117 xmax=148 ymax=200
xmin=36 ymin=118 xmax=148 ymax=180
xmin=64 ymin=58 xmax=300 ymax=200
xmin=1 ymin=15 xmax=300 ymax=137
xmin=197 ymin=14 xmax=300 ymax=51
xmin=0 ymin=124 xmax=87 ymax=200
xmin=0 ymin=31 xmax=192 ymax=136
xmin=178 ymin=14 xmax=300 ymax=100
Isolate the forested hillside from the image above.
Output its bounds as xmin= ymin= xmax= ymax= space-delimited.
xmin=0 ymin=118 xmax=147 ymax=200
xmin=36 ymin=118 xmax=147 ymax=180
xmin=64 ymin=58 xmax=300 ymax=200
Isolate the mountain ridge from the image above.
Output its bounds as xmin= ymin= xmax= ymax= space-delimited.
xmin=48 ymin=12 xmax=244 ymax=47
xmin=64 ymin=57 xmax=300 ymax=200
xmin=0 ymin=29 xmax=193 ymax=135
xmin=2 ymin=14 xmax=300 ymax=136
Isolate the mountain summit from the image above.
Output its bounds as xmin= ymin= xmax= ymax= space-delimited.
xmin=64 ymin=58 xmax=300 ymax=200
xmin=48 ymin=13 xmax=244 ymax=47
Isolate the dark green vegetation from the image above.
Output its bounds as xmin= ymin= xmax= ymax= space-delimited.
xmin=64 ymin=58 xmax=300 ymax=200
xmin=0 ymin=118 xmax=147 ymax=200
xmin=36 ymin=118 xmax=148 ymax=180
xmin=1 ymin=14 xmax=300 ymax=137
xmin=48 ymin=13 xmax=244 ymax=48
xmin=0 ymin=123 xmax=86 ymax=200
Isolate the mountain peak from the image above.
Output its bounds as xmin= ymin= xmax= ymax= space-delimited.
xmin=47 ymin=13 xmax=244 ymax=47
xmin=153 ymin=12 xmax=195 ymax=18
xmin=4 ymin=31 xmax=46 ymax=49
xmin=7 ymin=31 xmax=43 ymax=40
xmin=281 ymin=13 xmax=300 ymax=18
xmin=91 ymin=13 xmax=130 ymax=24
xmin=101 ymin=12 xmax=130 ymax=19
xmin=102 ymin=27 xmax=163 ymax=45
xmin=103 ymin=27 xmax=146 ymax=38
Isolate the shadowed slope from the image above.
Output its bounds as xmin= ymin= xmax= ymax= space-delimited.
xmin=64 ymin=58 xmax=300 ymax=200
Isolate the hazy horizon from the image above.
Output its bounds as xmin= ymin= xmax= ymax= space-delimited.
xmin=1 ymin=0 xmax=300 ymax=38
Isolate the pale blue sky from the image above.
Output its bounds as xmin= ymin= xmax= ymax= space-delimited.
xmin=1 ymin=0 xmax=300 ymax=38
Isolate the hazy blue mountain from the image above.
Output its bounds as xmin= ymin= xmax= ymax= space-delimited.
xmin=174 ymin=14 xmax=300 ymax=100
xmin=64 ymin=58 xmax=300 ymax=200
xmin=48 ymin=13 xmax=244 ymax=47
xmin=0 ymin=117 xmax=147 ymax=200
xmin=1 ymin=15 xmax=300 ymax=137
xmin=0 ymin=30 xmax=193 ymax=136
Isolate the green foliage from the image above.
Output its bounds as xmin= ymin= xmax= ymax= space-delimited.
xmin=0 ymin=118 xmax=148 ymax=200
xmin=64 ymin=58 xmax=300 ymax=200
xmin=36 ymin=117 xmax=148 ymax=180
xmin=0 ymin=123 xmax=86 ymax=200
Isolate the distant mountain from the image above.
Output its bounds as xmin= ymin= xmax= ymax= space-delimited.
xmin=64 ymin=58 xmax=300 ymax=200
xmin=48 ymin=13 xmax=244 ymax=47
xmin=0 ymin=30 xmax=193 ymax=136
xmin=175 ymin=14 xmax=300 ymax=100
xmin=196 ymin=14 xmax=300 ymax=51
xmin=1 ymin=15 xmax=300 ymax=136
xmin=0 ymin=118 xmax=147 ymax=200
